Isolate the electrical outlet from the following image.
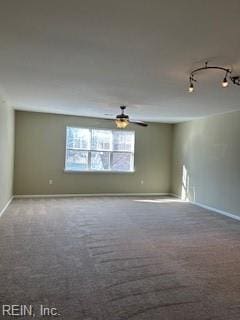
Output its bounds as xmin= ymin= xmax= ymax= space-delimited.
xmin=141 ymin=180 xmax=144 ymax=185
xmin=49 ymin=179 xmax=53 ymax=185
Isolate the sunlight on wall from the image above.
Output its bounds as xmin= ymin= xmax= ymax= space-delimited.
xmin=181 ymin=165 xmax=189 ymax=201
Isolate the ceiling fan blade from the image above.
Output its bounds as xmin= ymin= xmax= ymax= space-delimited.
xmin=129 ymin=120 xmax=148 ymax=127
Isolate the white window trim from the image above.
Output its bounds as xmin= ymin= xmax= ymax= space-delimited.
xmin=64 ymin=126 xmax=135 ymax=173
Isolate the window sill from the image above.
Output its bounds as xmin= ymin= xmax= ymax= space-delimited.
xmin=64 ymin=169 xmax=135 ymax=174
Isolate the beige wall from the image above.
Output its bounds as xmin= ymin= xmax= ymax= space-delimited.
xmin=172 ymin=111 xmax=240 ymax=216
xmin=14 ymin=111 xmax=173 ymax=195
xmin=12 ymin=109 xmax=240 ymax=215
xmin=0 ymin=99 xmax=14 ymax=213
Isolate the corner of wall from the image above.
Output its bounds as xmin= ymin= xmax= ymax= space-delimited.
xmin=0 ymin=98 xmax=15 ymax=214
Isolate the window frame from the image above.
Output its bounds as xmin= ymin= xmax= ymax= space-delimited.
xmin=64 ymin=126 xmax=135 ymax=173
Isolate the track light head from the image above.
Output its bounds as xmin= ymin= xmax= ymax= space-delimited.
xmin=188 ymin=81 xmax=194 ymax=93
xmin=222 ymin=76 xmax=229 ymax=88
xmin=230 ymin=76 xmax=240 ymax=86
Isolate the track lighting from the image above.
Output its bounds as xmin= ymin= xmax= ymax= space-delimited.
xmin=188 ymin=61 xmax=240 ymax=92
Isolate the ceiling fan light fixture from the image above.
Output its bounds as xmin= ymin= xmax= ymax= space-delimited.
xmin=115 ymin=118 xmax=129 ymax=129
xmin=104 ymin=105 xmax=147 ymax=128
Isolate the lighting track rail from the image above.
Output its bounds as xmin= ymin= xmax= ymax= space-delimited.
xmin=189 ymin=61 xmax=240 ymax=92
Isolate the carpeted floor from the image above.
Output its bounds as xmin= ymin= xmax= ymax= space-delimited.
xmin=0 ymin=197 xmax=240 ymax=319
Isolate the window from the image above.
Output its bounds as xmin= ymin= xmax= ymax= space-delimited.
xmin=65 ymin=127 xmax=135 ymax=172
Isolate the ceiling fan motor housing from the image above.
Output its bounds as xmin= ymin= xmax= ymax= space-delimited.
xmin=116 ymin=114 xmax=129 ymax=119
xmin=117 ymin=106 xmax=129 ymax=119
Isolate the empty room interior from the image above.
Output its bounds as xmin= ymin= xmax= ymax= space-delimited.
xmin=1 ymin=1 xmax=240 ymax=319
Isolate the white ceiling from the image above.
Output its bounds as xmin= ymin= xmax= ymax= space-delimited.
xmin=0 ymin=0 xmax=240 ymax=123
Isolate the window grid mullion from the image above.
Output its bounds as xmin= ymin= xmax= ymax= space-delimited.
xmin=88 ymin=151 xmax=91 ymax=170
xmin=67 ymin=148 xmax=133 ymax=153
xmin=110 ymin=151 xmax=113 ymax=170
xmin=66 ymin=148 xmax=134 ymax=155
xmin=89 ymin=128 xmax=93 ymax=170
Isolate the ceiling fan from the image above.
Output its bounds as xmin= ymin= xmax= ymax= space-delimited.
xmin=105 ymin=106 xmax=148 ymax=128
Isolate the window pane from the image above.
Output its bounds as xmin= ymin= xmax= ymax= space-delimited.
xmin=113 ymin=131 xmax=134 ymax=152
xmin=112 ymin=153 xmax=133 ymax=171
xmin=65 ymin=150 xmax=88 ymax=171
xmin=91 ymin=152 xmax=110 ymax=170
xmin=65 ymin=127 xmax=135 ymax=172
xmin=67 ymin=127 xmax=90 ymax=149
xmin=92 ymin=129 xmax=112 ymax=151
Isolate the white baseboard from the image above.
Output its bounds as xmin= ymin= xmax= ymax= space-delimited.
xmin=191 ymin=200 xmax=240 ymax=222
xmin=7 ymin=193 xmax=240 ymax=222
xmin=171 ymin=193 xmax=240 ymax=222
xmin=0 ymin=196 xmax=13 ymax=217
xmin=14 ymin=192 xmax=170 ymax=199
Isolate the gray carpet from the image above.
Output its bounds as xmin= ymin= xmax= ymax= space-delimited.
xmin=0 ymin=197 xmax=240 ymax=319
